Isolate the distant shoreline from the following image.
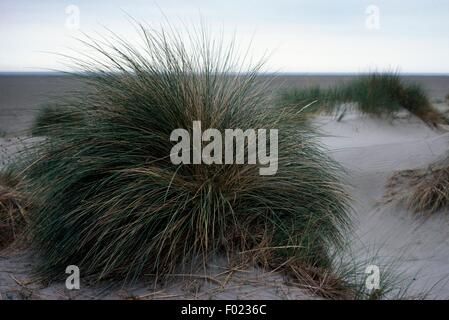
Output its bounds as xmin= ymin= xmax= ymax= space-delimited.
xmin=1 ymin=71 xmax=449 ymax=77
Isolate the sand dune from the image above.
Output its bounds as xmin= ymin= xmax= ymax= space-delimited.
xmin=318 ymin=114 xmax=449 ymax=298
xmin=1 ymin=76 xmax=449 ymax=299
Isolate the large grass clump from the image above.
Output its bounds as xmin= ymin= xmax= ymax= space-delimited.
xmin=15 ymin=25 xmax=352 ymax=290
xmin=280 ymin=72 xmax=447 ymax=126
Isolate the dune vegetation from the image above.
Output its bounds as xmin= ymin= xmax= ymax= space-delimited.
xmin=32 ymin=104 xmax=85 ymax=136
xmin=386 ymin=156 xmax=449 ymax=214
xmin=0 ymin=170 xmax=27 ymax=249
xmin=280 ymin=72 xmax=447 ymax=127
xmin=5 ymin=24 xmax=370 ymax=298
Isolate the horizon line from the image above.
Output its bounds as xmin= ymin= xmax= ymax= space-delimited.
xmin=1 ymin=71 xmax=449 ymax=77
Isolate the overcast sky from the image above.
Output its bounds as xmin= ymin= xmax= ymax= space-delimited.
xmin=1 ymin=0 xmax=448 ymax=73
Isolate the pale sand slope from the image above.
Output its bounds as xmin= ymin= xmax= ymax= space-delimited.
xmin=317 ymin=113 xmax=449 ymax=299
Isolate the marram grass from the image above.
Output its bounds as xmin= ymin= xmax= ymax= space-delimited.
xmin=32 ymin=104 xmax=85 ymax=137
xmin=0 ymin=170 xmax=27 ymax=248
xmin=280 ymin=72 xmax=447 ymax=127
xmin=385 ymin=156 xmax=449 ymax=214
xmin=16 ymin=24 xmax=353 ymax=292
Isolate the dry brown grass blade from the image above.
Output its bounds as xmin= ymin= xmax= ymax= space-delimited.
xmin=0 ymin=174 xmax=29 ymax=249
xmin=385 ymin=166 xmax=449 ymax=214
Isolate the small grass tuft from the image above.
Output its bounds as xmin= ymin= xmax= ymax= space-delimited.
xmin=385 ymin=161 xmax=449 ymax=214
xmin=32 ymin=104 xmax=85 ymax=136
xmin=0 ymin=170 xmax=28 ymax=249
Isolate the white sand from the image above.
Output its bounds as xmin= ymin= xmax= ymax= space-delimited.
xmin=0 ymin=252 xmax=315 ymax=300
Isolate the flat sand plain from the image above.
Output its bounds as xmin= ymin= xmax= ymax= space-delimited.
xmin=1 ymin=75 xmax=449 ymax=299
